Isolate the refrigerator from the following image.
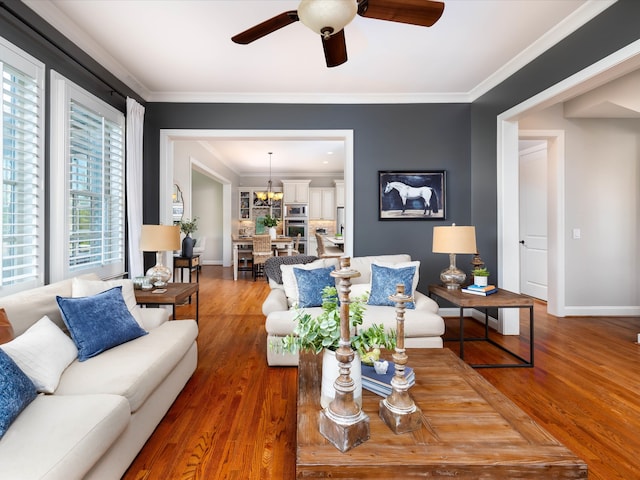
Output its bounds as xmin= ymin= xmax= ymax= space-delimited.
xmin=336 ymin=207 xmax=345 ymax=236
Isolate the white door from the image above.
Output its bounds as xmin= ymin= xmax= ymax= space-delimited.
xmin=519 ymin=141 xmax=548 ymax=301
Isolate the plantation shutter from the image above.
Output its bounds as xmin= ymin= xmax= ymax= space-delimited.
xmin=1 ymin=61 xmax=42 ymax=288
xmin=68 ymin=100 xmax=124 ymax=271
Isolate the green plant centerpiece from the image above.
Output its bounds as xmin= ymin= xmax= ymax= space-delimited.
xmin=262 ymin=214 xmax=279 ymax=228
xmin=281 ymin=286 xmax=396 ymax=358
xmin=281 ymin=285 xmax=396 ymax=408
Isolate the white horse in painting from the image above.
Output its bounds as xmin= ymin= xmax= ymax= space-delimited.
xmin=384 ymin=181 xmax=439 ymax=215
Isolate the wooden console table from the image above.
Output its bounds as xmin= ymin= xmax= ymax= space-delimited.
xmin=428 ymin=284 xmax=534 ymax=368
xmin=134 ymin=282 xmax=199 ymax=323
xmin=173 ymin=254 xmax=200 ymax=283
xmin=297 ymin=349 xmax=586 ymax=479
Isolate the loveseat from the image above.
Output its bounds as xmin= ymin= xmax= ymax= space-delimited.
xmin=0 ymin=274 xmax=198 ymax=480
xmin=263 ymin=254 xmax=444 ymax=366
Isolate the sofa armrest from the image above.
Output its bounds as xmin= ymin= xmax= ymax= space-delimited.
xmin=262 ymin=288 xmax=288 ymax=317
xmin=136 ymin=306 xmax=169 ymax=330
xmin=414 ymin=291 xmax=440 ymax=314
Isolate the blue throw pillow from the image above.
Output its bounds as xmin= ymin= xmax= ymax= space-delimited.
xmin=368 ymin=264 xmax=416 ymax=309
xmin=56 ymin=286 xmax=148 ymax=361
xmin=293 ymin=266 xmax=336 ymax=308
xmin=0 ymin=349 xmax=37 ymax=439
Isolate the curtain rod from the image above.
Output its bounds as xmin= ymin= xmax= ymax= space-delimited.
xmin=1 ymin=1 xmax=127 ymax=101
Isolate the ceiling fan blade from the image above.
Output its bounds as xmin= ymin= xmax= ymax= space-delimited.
xmin=232 ymin=11 xmax=299 ymax=44
xmin=358 ymin=0 xmax=445 ymax=27
xmin=322 ymin=30 xmax=348 ymax=68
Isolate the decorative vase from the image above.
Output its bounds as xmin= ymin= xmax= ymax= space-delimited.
xmin=320 ymin=348 xmax=362 ymax=409
xmin=474 ymin=275 xmax=488 ymax=287
xmin=268 ymin=226 xmax=277 ymax=240
xmin=181 ymin=234 xmax=195 ymax=258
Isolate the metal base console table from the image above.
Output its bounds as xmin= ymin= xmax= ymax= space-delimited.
xmin=429 ymin=284 xmax=534 ymax=368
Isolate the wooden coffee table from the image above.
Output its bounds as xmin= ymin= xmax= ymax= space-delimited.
xmin=297 ymin=349 xmax=587 ymax=479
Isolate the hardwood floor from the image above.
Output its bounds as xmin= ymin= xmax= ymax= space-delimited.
xmin=123 ymin=266 xmax=640 ymax=480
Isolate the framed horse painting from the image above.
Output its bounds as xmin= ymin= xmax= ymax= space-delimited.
xmin=379 ymin=171 xmax=446 ymax=220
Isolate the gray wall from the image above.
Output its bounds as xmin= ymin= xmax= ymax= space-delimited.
xmin=470 ymin=0 xmax=640 ymax=282
xmin=144 ymin=104 xmax=471 ymax=290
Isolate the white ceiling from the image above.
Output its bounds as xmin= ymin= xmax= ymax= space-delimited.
xmin=22 ymin=0 xmax=620 ymax=174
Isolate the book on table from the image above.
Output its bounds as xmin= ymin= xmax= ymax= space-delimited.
xmin=466 ymin=284 xmax=497 ymax=292
xmin=361 ymin=362 xmax=415 ymax=397
xmin=461 ymin=286 xmax=498 ymax=296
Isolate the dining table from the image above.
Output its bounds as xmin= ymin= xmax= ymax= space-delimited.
xmin=232 ymin=235 xmax=294 ymax=281
xmin=325 ymin=235 xmax=344 ymax=250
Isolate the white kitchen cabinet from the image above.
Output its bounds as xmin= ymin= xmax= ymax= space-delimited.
xmin=282 ymin=180 xmax=310 ymax=204
xmin=309 ymin=187 xmax=335 ymax=220
xmin=334 ymin=180 xmax=345 ymax=207
xmin=237 ymin=188 xmax=282 ymax=220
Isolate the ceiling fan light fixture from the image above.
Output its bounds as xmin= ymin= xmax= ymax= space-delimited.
xmin=298 ymin=0 xmax=358 ymax=37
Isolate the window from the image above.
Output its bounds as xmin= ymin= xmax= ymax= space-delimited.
xmin=50 ymin=71 xmax=125 ymax=281
xmin=0 ymin=37 xmax=45 ymax=295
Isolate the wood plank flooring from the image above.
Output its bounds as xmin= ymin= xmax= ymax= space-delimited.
xmin=122 ymin=266 xmax=640 ymax=480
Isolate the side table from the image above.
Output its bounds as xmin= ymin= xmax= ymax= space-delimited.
xmin=173 ymin=255 xmax=200 ymax=283
xmin=134 ymin=282 xmax=199 ymax=324
xmin=428 ymin=284 xmax=534 ymax=368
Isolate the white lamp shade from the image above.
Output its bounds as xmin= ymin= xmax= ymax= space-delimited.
xmin=432 ymin=225 xmax=477 ymax=254
xmin=298 ymin=0 xmax=358 ymax=35
xmin=139 ymin=225 xmax=180 ymax=252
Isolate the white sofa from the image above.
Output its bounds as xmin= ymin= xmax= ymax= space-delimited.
xmin=0 ymin=274 xmax=198 ymax=480
xmin=263 ymin=254 xmax=444 ymax=366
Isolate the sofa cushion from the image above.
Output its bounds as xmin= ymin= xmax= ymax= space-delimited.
xmin=55 ymin=320 xmax=198 ymax=412
xmin=0 ymin=274 xmax=100 ymax=337
xmin=0 ymin=394 xmax=129 ymax=480
xmin=72 ymin=277 xmax=145 ymax=328
xmin=348 ymin=254 xmax=412 ymax=285
xmin=368 ymin=262 xmax=419 ymax=309
xmin=293 ymin=265 xmax=336 ymax=307
xmin=1 ymin=316 xmax=77 ymax=393
xmin=0 ymin=350 xmax=37 ymax=439
xmin=57 ymin=286 xmax=148 ymax=362
xmin=0 ymin=308 xmax=14 ymax=344
xmin=266 ymin=291 xmax=443 ymax=339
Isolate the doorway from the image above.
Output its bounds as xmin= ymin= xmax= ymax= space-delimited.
xmin=159 ymin=129 xmax=354 ymax=267
xmin=498 ymin=40 xmax=640 ymax=330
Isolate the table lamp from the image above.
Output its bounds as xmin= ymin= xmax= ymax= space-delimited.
xmin=140 ymin=224 xmax=180 ymax=287
xmin=432 ymin=224 xmax=477 ymax=289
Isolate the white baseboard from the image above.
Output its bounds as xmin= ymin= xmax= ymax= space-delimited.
xmin=564 ymin=306 xmax=640 ymax=316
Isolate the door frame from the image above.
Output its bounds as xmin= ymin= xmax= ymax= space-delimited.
xmin=159 ymin=129 xmax=354 ymax=267
xmin=497 ymin=39 xmax=640 ymax=330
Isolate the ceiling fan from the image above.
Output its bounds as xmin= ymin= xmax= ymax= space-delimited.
xmin=231 ymin=0 xmax=445 ymax=68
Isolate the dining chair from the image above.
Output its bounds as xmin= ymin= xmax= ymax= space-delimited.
xmin=276 ymin=233 xmax=301 ymax=256
xmin=315 ymin=232 xmax=342 ymax=258
xmin=252 ymin=234 xmax=274 ymax=281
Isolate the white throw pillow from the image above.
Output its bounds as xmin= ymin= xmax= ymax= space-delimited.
xmin=72 ymin=277 xmax=144 ymax=328
xmin=1 ymin=316 xmax=78 ymax=393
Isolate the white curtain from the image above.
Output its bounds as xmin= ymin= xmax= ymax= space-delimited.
xmin=126 ymin=97 xmax=145 ymax=278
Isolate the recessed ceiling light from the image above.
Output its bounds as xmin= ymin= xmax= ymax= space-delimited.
xmin=327 ymin=151 xmax=334 ymax=155
xmin=323 ymin=160 xmax=329 ymax=164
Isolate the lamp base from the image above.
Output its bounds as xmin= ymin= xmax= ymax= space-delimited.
xmin=440 ymin=253 xmax=466 ymax=289
xmin=146 ymin=252 xmax=171 ymax=287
